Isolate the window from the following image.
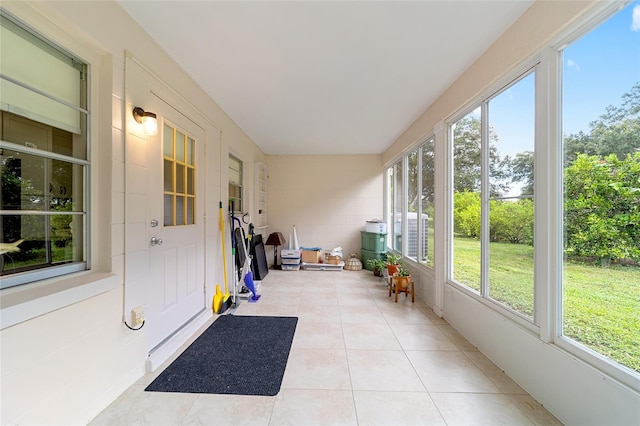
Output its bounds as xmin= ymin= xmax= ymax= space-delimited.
xmin=0 ymin=13 xmax=88 ymax=288
xmin=420 ymin=138 xmax=435 ymax=267
xmin=385 ymin=138 xmax=435 ymax=268
xmin=405 ymin=142 xmax=436 ymax=265
xmin=451 ymin=108 xmax=482 ymax=292
xmin=388 ymin=161 xmax=403 ymax=252
xmin=163 ymin=123 xmax=196 ymax=226
xmin=560 ymin=2 xmax=640 ymax=374
xmin=407 ymin=149 xmax=418 ymax=261
xmin=451 ymin=70 xmax=536 ymax=320
xmin=228 ymin=154 xmax=243 ymax=213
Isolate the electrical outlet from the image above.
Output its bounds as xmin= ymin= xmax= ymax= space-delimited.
xmin=131 ymin=306 xmax=145 ymax=326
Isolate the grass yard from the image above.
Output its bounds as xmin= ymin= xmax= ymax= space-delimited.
xmin=453 ymin=236 xmax=640 ymax=373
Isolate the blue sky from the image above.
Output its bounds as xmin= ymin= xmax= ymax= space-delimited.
xmin=489 ymin=1 xmax=640 ymax=159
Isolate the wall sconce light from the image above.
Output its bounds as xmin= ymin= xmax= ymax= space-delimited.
xmin=132 ymin=106 xmax=158 ymax=136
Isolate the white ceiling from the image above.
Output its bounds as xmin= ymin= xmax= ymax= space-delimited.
xmin=118 ymin=1 xmax=534 ymax=155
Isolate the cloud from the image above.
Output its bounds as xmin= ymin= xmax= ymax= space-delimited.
xmin=632 ymin=5 xmax=640 ymax=32
xmin=567 ymin=58 xmax=580 ymax=72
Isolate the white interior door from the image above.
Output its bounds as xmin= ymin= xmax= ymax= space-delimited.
xmin=147 ymin=99 xmax=206 ymax=351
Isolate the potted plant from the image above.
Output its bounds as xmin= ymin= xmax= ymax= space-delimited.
xmin=366 ymin=258 xmax=386 ymax=276
xmin=385 ymin=252 xmax=402 ymax=275
xmin=393 ymin=264 xmax=412 ymax=291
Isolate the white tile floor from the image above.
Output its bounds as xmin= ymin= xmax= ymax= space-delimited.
xmin=90 ymin=269 xmax=562 ymax=425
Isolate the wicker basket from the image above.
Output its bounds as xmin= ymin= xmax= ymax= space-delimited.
xmin=344 ymin=253 xmax=363 ymax=271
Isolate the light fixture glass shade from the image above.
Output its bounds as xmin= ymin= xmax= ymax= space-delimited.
xmin=133 ymin=106 xmax=158 ymax=136
xmin=141 ymin=115 xmax=158 ymax=136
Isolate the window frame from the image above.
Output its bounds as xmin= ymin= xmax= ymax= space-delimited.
xmin=0 ymin=3 xmax=116 ymax=329
xmin=0 ymin=11 xmax=91 ymax=289
xmin=384 ymin=134 xmax=436 ymax=271
xmin=446 ymin=62 xmax=540 ymax=332
xmin=228 ymin=153 xmax=243 ymax=213
xmin=550 ymin=2 xmax=640 ymax=390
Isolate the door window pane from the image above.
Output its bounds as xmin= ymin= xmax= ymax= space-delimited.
xmin=163 ymin=124 xmax=173 ymax=157
xmin=164 ymin=159 xmax=173 ymax=192
xmin=163 ymin=123 xmax=197 ymax=226
xmin=176 ymin=130 xmax=185 ymax=162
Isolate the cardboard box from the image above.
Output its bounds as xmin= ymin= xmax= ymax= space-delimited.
xmin=325 ymin=254 xmax=341 ymax=265
xmin=301 ymin=249 xmax=321 ymax=263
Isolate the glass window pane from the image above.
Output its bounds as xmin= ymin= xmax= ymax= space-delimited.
xmin=393 ymin=161 xmax=403 ymax=253
xmin=386 ymin=167 xmax=394 ymax=249
xmin=488 ymin=199 xmax=534 ymax=316
xmin=561 ymin=2 xmax=640 ymax=373
xmin=164 ymin=194 xmax=173 ymax=226
xmin=1 ymin=148 xmax=45 ymax=211
xmin=187 ymin=197 xmax=194 ymax=225
xmin=163 ymin=159 xmax=173 ymax=192
xmin=163 ymin=124 xmax=173 ymax=157
xmin=187 ymin=167 xmax=194 ymax=195
xmin=1 ymin=215 xmax=47 ymax=272
xmin=175 ymin=195 xmax=184 ymax=225
xmin=176 ymin=164 xmax=185 ymax=193
xmin=176 ymin=131 xmax=185 ymax=162
xmin=487 ymin=72 xmax=535 ymax=319
xmin=187 ymin=137 xmax=194 ymax=165
xmin=407 ymin=150 xmax=418 ymax=261
xmin=51 ymin=213 xmax=81 ymax=264
xmin=421 ymin=138 xmax=435 ymax=268
xmin=0 ymin=213 xmax=82 ymax=275
xmin=452 ymin=108 xmax=481 ymax=292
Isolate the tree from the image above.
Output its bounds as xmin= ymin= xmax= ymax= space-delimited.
xmin=564 ymin=82 xmax=640 ymax=162
xmin=490 ymin=199 xmax=534 ymax=245
xmin=453 ymin=116 xmax=510 ymax=197
xmin=509 ymin=151 xmax=534 ymax=196
xmin=564 ymin=152 xmax=640 ymax=264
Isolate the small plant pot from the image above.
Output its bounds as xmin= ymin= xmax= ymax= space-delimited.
xmin=386 ymin=264 xmax=399 ymax=275
xmin=393 ymin=275 xmax=411 ymax=290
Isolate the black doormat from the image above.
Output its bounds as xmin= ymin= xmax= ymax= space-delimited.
xmin=145 ymin=315 xmax=298 ymax=396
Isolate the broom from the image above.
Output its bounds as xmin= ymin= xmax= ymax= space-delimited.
xmin=214 ymin=201 xmax=232 ymax=314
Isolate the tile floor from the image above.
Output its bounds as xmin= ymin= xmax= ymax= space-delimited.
xmin=90 ymin=269 xmax=562 ymax=425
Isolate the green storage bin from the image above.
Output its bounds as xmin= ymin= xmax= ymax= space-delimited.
xmin=361 ymin=231 xmax=387 ymax=253
xmin=361 ymin=249 xmax=387 ymax=270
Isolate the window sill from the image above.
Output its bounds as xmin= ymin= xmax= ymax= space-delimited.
xmin=0 ymin=271 xmax=119 ymax=329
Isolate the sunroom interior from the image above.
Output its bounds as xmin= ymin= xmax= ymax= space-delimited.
xmin=1 ymin=1 xmax=638 ymax=425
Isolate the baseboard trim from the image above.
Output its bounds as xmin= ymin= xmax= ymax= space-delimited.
xmin=145 ymin=310 xmax=213 ymax=372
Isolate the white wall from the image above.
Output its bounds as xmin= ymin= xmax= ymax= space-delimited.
xmin=0 ymin=1 xmax=266 ymax=424
xmin=266 ymin=155 xmax=383 ymax=263
xmin=382 ymin=0 xmax=640 ymax=424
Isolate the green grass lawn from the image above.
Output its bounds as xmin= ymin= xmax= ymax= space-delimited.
xmin=453 ymin=236 xmax=640 ymax=373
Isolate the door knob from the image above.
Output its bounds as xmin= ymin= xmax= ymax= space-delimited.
xmin=150 ymin=236 xmax=163 ymax=246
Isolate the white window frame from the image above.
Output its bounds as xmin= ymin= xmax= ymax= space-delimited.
xmin=549 ymin=1 xmax=640 ymax=391
xmin=0 ymin=11 xmax=90 ymax=289
xmin=446 ymin=62 xmax=540 ymax=332
xmin=228 ymin=153 xmax=243 ymax=213
xmin=0 ymin=3 xmax=116 ymax=329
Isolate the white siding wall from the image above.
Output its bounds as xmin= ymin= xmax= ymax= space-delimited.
xmin=0 ymin=1 xmax=266 ymax=424
xmin=266 ymin=155 xmax=383 ymax=262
